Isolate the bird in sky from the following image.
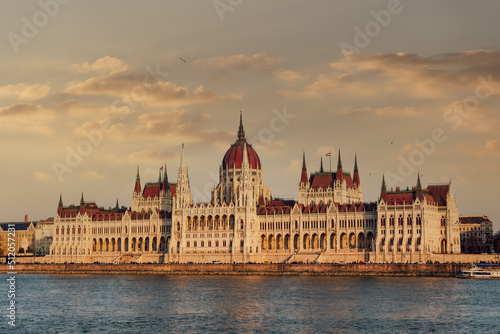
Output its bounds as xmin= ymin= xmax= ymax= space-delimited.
xmin=180 ymin=58 xmax=186 ymax=62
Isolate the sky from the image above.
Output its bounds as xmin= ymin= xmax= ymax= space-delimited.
xmin=0 ymin=1 xmax=499 ymax=231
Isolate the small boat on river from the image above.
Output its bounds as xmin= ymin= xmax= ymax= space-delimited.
xmin=457 ymin=264 xmax=500 ymax=279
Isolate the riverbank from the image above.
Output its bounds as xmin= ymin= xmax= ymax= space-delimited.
xmin=0 ymin=263 xmax=471 ymax=276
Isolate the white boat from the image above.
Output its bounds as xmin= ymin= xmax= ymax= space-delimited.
xmin=457 ymin=264 xmax=500 ymax=279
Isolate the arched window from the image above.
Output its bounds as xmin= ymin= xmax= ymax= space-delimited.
xmin=381 ymin=216 xmax=386 ymax=226
xmin=389 ymin=215 xmax=394 ymax=226
xmin=398 ymin=215 xmax=403 ymax=226
xmin=56 ymin=227 xmax=59 ymax=235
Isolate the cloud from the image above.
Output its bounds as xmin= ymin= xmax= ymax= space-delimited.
xmin=281 ymin=50 xmax=500 ymax=100
xmin=128 ymin=150 xmax=173 ymax=162
xmin=457 ymin=139 xmax=500 ymax=157
xmin=357 ymin=106 xmax=418 ymax=117
xmin=63 ymin=76 xmax=223 ymax=107
xmin=0 ymin=103 xmax=43 ymax=116
xmin=34 ymin=172 xmax=52 ymax=181
xmin=193 ymin=54 xmax=284 ymax=71
xmin=253 ymin=140 xmax=285 ymax=152
xmin=285 ymin=158 xmax=302 ymax=174
xmin=83 ymin=171 xmax=106 ymax=180
xmin=0 ymin=83 xmax=51 ymax=101
xmin=115 ymin=109 xmax=235 ymax=145
xmin=70 ymin=56 xmax=128 ymax=74
xmin=274 ymin=70 xmax=309 ymax=84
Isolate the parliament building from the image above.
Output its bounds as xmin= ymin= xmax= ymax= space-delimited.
xmin=48 ymin=114 xmax=461 ymax=264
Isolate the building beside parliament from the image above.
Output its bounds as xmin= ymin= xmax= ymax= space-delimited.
xmin=47 ymin=114 xmax=461 ymax=264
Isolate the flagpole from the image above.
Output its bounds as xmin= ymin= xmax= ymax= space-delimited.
xmin=329 ymin=153 xmax=332 ymax=172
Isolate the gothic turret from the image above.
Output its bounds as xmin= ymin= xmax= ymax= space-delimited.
xmin=353 ymin=154 xmax=360 ymax=186
xmin=175 ymin=143 xmax=193 ymax=209
xmin=336 ymin=150 xmax=343 ymax=182
xmin=57 ymin=194 xmax=64 ymax=216
xmin=79 ymin=193 xmax=85 ymax=215
xmin=162 ymin=164 xmax=169 ymax=191
xmin=380 ymin=175 xmax=388 ymax=202
xmin=300 ymin=151 xmax=308 ymax=184
xmin=134 ymin=166 xmax=141 ymax=194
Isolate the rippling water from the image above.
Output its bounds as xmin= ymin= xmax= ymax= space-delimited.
xmin=2 ymin=274 xmax=499 ymax=333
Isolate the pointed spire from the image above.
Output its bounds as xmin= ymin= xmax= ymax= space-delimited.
xmin=134 ymin=166 xmax=142 ymax=194
xmin=320 ymin=156 xmax=324 ymax=173
xmin=80 ymin=193 xmax=85 ymax=206
xmin=353 ymin=154 xmax=360 ymax=185
xmin=57 ymin=194 xmax=64 ymax=216
xmin=337 ymin=149 xmax=343 ymax=169
xmin=237 ymin=110 xmax=246 ymax=141
xmin=180 ymin=143 xmax=185 ymax=168
xmin=115 ymin=199 xmax=119 ymax=210
xmin=380 ymin=174 xmax=388 ymax=202
xmin=163 ymin=164 xmax=168 ymax=183
xmin=416 ymin=173 xmax=422 ymax=189
xmin=300 ymin=151 xmax=308 ymax=184
xmin=336 ymin=149 xmax=343 ymax=181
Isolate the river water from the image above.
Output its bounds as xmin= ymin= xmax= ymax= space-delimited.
xmin=1 ymin=274 xmax=498 ymax=333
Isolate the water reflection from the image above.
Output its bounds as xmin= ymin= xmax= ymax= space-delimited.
xmin=2 ymin=274 xmax=499 ymax=333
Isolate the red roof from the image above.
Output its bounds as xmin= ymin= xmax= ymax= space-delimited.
xmin=386 ymin=193 xmax=414 ymax=205
xmin=222 ymin=141 xmax=261 ymax=170
xmin=143 ymin=183 xmax=161 ymax=198
xmin=426 ymin=185 xmax=449 ymax=206
xmin=353 ymin=171 xmax=360 ymax=185
xmin=309 ymin=172 xmax=356 ymax=190
xmin=459 ymin=216 xmax=490 ymax=225
xmin=170 ymin=184 xmax=177 ymax=197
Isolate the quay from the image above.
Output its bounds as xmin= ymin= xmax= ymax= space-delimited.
xmin=0 ymin=263 xmax=472 ymax=277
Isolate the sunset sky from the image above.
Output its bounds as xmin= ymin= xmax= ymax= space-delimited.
xmin=1 ymin=1 xmax=499 ymax=230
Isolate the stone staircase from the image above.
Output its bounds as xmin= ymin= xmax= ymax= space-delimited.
xmin=118 ymin=253 xmax=143 ymax=264
xmin=290 ymin=250 xmax=322 ymax=264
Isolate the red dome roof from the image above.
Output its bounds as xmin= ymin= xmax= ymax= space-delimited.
xmin=222 ymin=112 xmax=261 ymax=170
xmin=222 ymin=141 xmax=261 ymax=170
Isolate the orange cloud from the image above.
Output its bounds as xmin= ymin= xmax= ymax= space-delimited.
xmin=457 ymin=139 xmax=500 ymax=157
xmin=70 ymin=56 xmax=128 ymax=74
xmin=193 ymin=53 xmax=284 ymax=71
xmin=0 ymin=83 xmax=50 ymax=101
xmin=281 ymin=50 xmax=500 ymax=100
xmin=274 ymin=70 xmax=309 ymax=84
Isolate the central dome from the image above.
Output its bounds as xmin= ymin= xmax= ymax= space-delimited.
xmin=222 ymin=113 xmax=261 ymax=170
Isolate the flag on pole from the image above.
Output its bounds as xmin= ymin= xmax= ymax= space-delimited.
xmin=160 ymin=166 xmax=163 ymax=170
xmin=325 ymin=152 xmax=331 ymax=157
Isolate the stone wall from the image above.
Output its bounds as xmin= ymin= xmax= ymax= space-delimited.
xmin=0 ymin=263 xmax=472 ymax=277
xmin=10 ymin=251 xmax=500 ymax=265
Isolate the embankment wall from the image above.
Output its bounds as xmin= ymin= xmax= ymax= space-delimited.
xmin=0 ymin=263 xmax=470 ymax=277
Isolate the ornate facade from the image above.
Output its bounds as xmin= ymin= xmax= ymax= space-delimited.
xmin=46 ymin=113 xmax=461 ymax=264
